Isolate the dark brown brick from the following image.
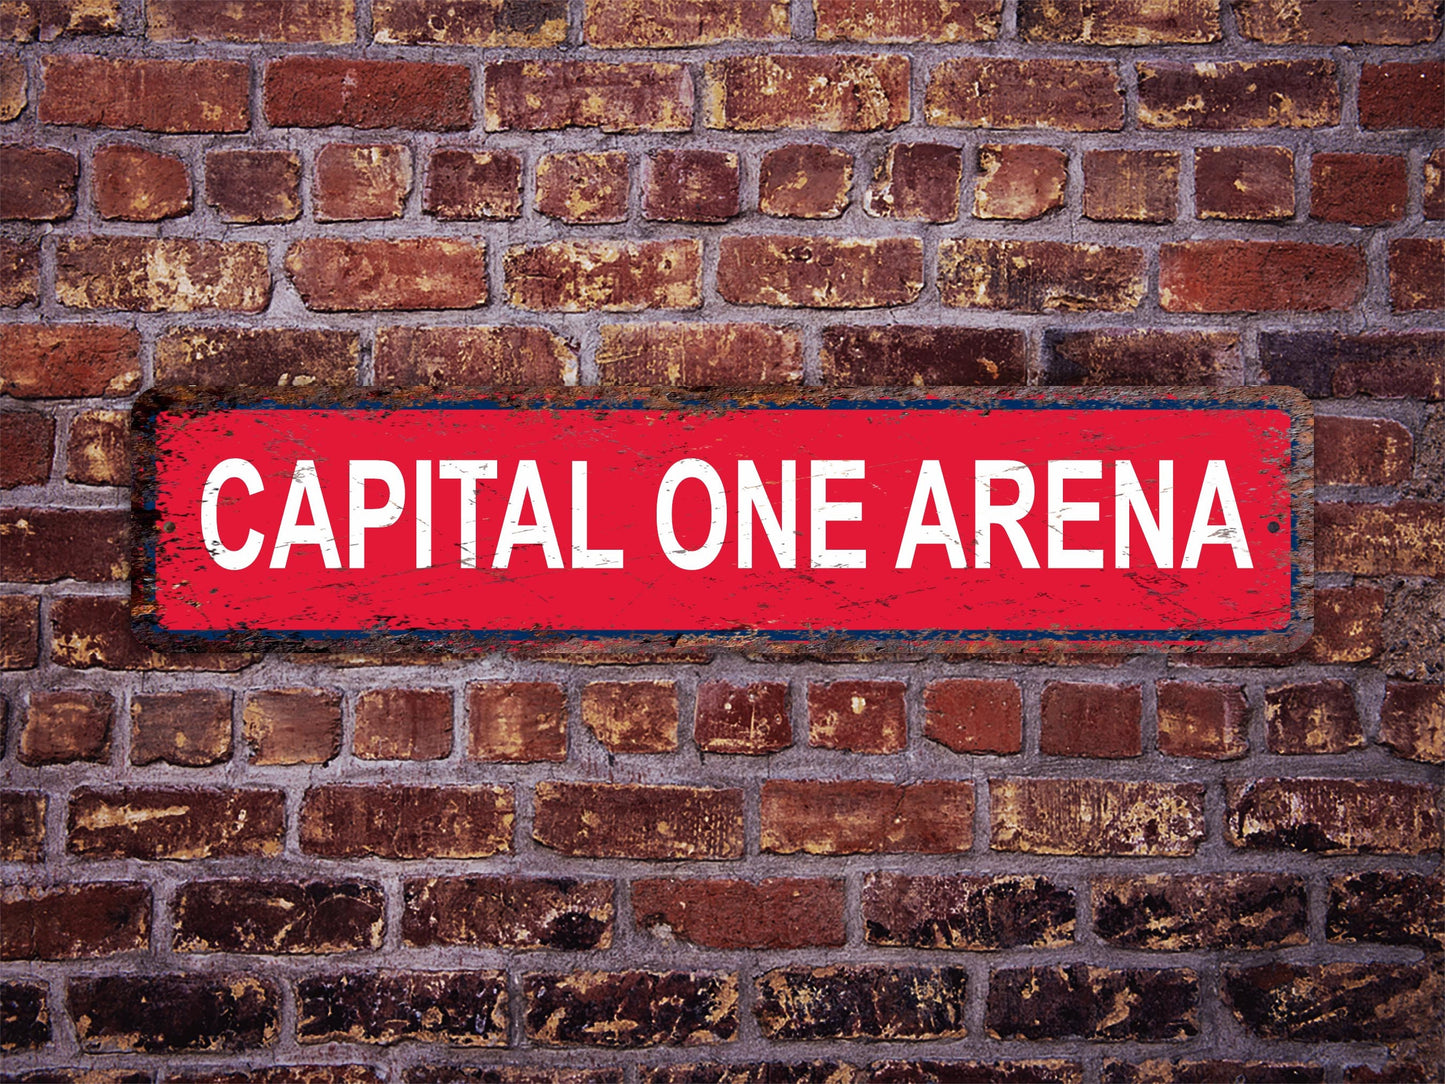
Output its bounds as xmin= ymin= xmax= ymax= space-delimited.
xmin=1227 ymin=778 xmax=1441 ymax=854
xmin=923 ymin=679 xmax=1022 ymax=754
xmin=0 ymin=595 xmax=40 ymax=670
xmin=759 ymin=144 xmax=852 ymax=218
xmin=0 ymin=0 xmax=120 ymax=40
xmin=51 ymin=595 xmax=254 ymax=672
xmin=815 ymin=0 xmax=1001 ymax=41
xmin=598 ymin=323 xmax=802 ymax=386
xmin=644 ymin=149 xmax=739 ymax=223
xmin=534 ymin=782 xmax=743 ymax=860
xmin=864 ymin=873 xmax=1074 ymax=950
xmin=265 ymin=57 xmax=471 ymax=129
xmin=1318 ymin=501 xmax=1444 ymax=575
xmin=1427 ymin=148 xmax=1445 ymax=219
xmin=1259 ymin=331 xmax=1444 ymax=400
xmin=68 ymin=787 xmax=284 ymax=860
xmin=404 ymin=876 xmax=613 ymax=950
xmin=300 ymin=785 xmax=514 ymax=859
xmin=0 ymin=411 xmax=53 ymax=487
xmin=65 ymin=409 xmax=129 ymax=486
xmin=0 ymin=883 xmax=149 ymax=959
xmin=940 ymin=239 xmax=1145 ymax=312
xmin=1083 ymin=149 xmax=1178 ymax=222
xmin=173 ymin=880 xmax=382 ymax=954
xmin=987 ymin=966 xmax=1197 ymax=1041
xmin=19 ymin=690 xmax=111 ymax=765
xmin=0 ymin=239 xmax=39 ymax=306
xmin=504 ymin=240 xmax=700 ymax=311
xmin=131 ymin=690 xmax=233 ymax=767
xmin=375 ymin=326 xmax=575 ymax=386
xmin=425 ymin=148 xmax=522 ymax=220
xmin=0 ymin=324 xmax=139 ymax=398
xmin=1044 ymin=328 xmax=1241 ymax=386
xmin=1264 ymin=680 xmax=1362 ymax=754
xmin=1160 ymin=241 xmax=1364 ymax=312
xmin=243 ymin=688 xmax=341 ymax=766
xmin=0 ymin=508 xmax=127 ymax=583
xmin=1019 ymin=0 xmax=1219 ymax=41
xmin=0 ymin=54 xmax=21 ymax=121
xmin=1390 ymin=238 xmax=1445 ymax=312
xmin=204 ymin=149 xmax=301 ymax=223
xmin=1316 ymin=416 xmax=1413 ymax=486
xmin=1093 ymin=873 xmax=1306 ymax=950
xmin=0 ymin=980 xmax=47 ymax=1050
xmin=634 ymin=878 xmax=844 ymax=949
xmin=1157 ymin=681 xmax=1249 ymax=759
xmin=1224 ymin=963 xmax=1438 ymax=1043
xmin=1311 ymin=153 xmax=1408 ymax=225
xmin=407 ymin=1069 xmax=615 ymax=1084
xmin=1330 ymin=870 xmax=1444 ymax=953
xmin=1103 ymin=1061 xmax=1322 ymax=1084
xmin=0 ymin=792 xmax=45 ymax=862
xmin=487 ymin=61 xmax=691 ymax=132
xmin=0 ymin=145 xmax=77 ymax=220
xmin=166 ymin=1065 xmax=381 ymax=1083
xmin=706 ymin=55 xmax=908 ymax=132
xmin=70 ymin=975 xmax=277 ymax=1053
xmin=1360 ymin=61 xmax=1445 ymax=129
xmin=992 ymin=778 xmax=1205 ymax=856
xmin=1310 ymin=585 xmax=1385 ymax=664
xmin=526 ymin=971 xmax=737 ymax=1047
xmin=41 ymin=56 xmax=248 ymax=132
xmin=285 ymin=239 xmax=487 ymax=312
xmin=57 ymin=238 xmax=269 ymax=313
xmin=535 ymin=151 xmax=629 ymax=223
xmin=823 ymin=325 xmax=1027 ymax=387
xmin=756 ymin=966 xmax=966 ymax=1041
xmin=582 ymin=680 xmax=678 ymax=753
xmin=156 ymin=328 xmax=359 ymax=388
xmin=865 ymin=143 xmax=962 ymax=222
xmin=1380 ymin=682 xmax=1445 ymax=763
xmin=1195 ymin=145 xmax=1295 ymax=220
xmin=761 ymin=780 xmax=973 ymax=855
xmin=1040 ymin=682 xmax=1141 ymax=758
xmin=718 ymin=235 xmax=922 ymax=308
xmin=645 ymin=1066 xmax=854 ymax=1084
xmin=314 ymin=142 xmax=412 ymax=222
xmin=92 ymin=143 xmax=190 ymax=221
xmin=298 ymin=971 xmax=506 ymax=1046
xmin=373 ymin=0 xmax=566 ymax=44
xmin=808 ymin=680 xmax=905 ymax=753
xmin=586 ymin=0 xmax=787 ymax=46
xmin=354 ymin=687 xmax=451 ymax=761
xmin=148 ymin=0 xmax=355 ymax=41
xmin=1236 ymin=0 xmax=1440 ymax=42
xmin=974 ymin=143 xmax=1067 ymax=220
xmin=467 ymin=681 xmax=567 ymax=762
xmin=1139 ymin=60 xmax=1339 ymax=128
xmin=926 ymin=58 xmax=1123 ymax=130
xmin=694 ymin=681 xmax=792 ymax=754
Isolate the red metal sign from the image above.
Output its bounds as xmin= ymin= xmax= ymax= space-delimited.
xmin=133 ymin=388 xmax=1312 ymax=653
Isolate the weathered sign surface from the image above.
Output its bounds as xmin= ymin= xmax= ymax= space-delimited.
xmin=133 ymin=387 xmax=1312 ymax=653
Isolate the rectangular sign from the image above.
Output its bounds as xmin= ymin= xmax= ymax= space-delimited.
xmin=133 ymin=387 xmax=1312 ymax=654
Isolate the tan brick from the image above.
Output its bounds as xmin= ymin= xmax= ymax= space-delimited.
xmin=940 ymin=239 xmax=1145 ymax=312
xmin=56 ymin=238 xmax=269 ymax=313
xmin=974 ymin=143 xmax=1066 ymax=220
xmin=504 ymin=240 xmax=700 ymax=312
xmin=1019 ymin=0 xmax=1220 ymax=42
xmin=815 ymin=0 xmax=1001 ymax=41
xmin=582 ymin=681 xmax=678 ymax=753
xmin=65 ymin=409 xmax=129 ymax=486
xmin=718 ymin=235 xmax=922 ymax=308
xmin=705 ymin=54 xmax=909 ymax=131
xmin=991 ymin=778 xmax=1205 ymax=856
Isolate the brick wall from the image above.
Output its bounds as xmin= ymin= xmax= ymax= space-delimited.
xmin=1 ymin=0 xmax=1442 ymax=1080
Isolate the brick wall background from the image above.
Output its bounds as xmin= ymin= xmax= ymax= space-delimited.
xmin=1 ymin=0 xmax=1443 ymax=1081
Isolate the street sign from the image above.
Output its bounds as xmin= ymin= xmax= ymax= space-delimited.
xmin=133 ymin=387 xmax=1312 ymax=654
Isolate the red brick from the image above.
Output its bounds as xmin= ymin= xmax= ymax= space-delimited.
xmin=148 ymin=0 xmax=355 ymax=41
xmin=1194 ymin=146 xmax=1295 ymax=220
xmin=597 ymin=322 xmax=802 ymax=386
xmin=0 ymin=411 xmax=53 ymax=487
xmin=1390 ymin=238 xmax=1445 ymax=312
xmin=586 ymin=0 xmax=788 ymax=46
xmin=718 ymin=235 xmax=922 ymax=308
xmin=51 ymin=595 xmax=254 ymax=672
xmin=923 ymin=679 xmax=1022 ymax=754
xmin=808 ymin=680 xmax=906 ymax=753
xmin=0 ymin=240 xmax=39 ymax=306
xmin=0 ymin=0 xmax=120 ymax=40
xmin=373 ymin=0 xmax=566 ymax=44
xmin=758 ymin=143 xmax=852 ymax=218
xmin=940 ymin=239 xmax=1145 ymax=312
xmin=1426 ymin=148 xmax=1445 ymax=219
xmin=757 ymin=965 xmax=968 ymax=1041
xmin=991 ymin=778 xmax=1205 ymax=856
xmin=1316 ymin=416 xmax=1412 ymax=486
xmin=1359 ymin=62 xmax=1445 ymax=129
xmin=761 ymin=779 xmax=974 ymax=855
xmin=1311 ymin=153 xmax=1407 ymax=225
xmin=534 ymin=782 xmax=744 ymax=859
xmin=633 ymin=878 xmax=844 ymax=949
xmin=487 ymin=60 xmax=691 ymax=132
xmin=1138 ymin=60 xmax=1339 ymax=129
xmin=865 ymin=142 xmax=962 ymax=222
xmin=314 ymin=143 xmax=412 ymax=222
xmin=535 ymin=151 xmax=629 ymax=224
xmin=18 ymin=690 xmax=111 ymax=765
xmin=1160 ymin=241 xmax=1363 ymax=312
xmin=92 ymin=143 xmax=191 ymax=222
xmin=72 ymin=974 xmax=279 ymax=1053
xmin=41 ymin=56 xmax=248 ymax=132
xmin=425 ymin=149 xmax=522 ymax=221
xmin=467 ymin=681 xmax=566 ymax=762
xmin=68 ymin=786 xmax=285 ymax=860
xmin=0 ymin=508 xmax=128 ymax=583
xmin=1380 ymin=682 xmax=1445 ymax=764
xmin=1157 ymin=681 xmax=1248 ymax=760
xmin=1083 ymin=149 xmax=1178 ymax=222
xmin=265 ymin=57 xmax=471 ymax=129
xmin=204 ymin=149 xmax=301 ymax=223
xmin=1237 ymin=0 xmax=1440 ymax=42
xmin=1019 ymin=0 xmax=1220 ymax=41
xmin=815 ymin=0 xmax=1001 ymax=41
xmin=505 ymin=240 xmax=700 ymax=311
xmin=1309 ymin=585 xmax=1384 ymax=664
xmin=1265 ymin=680 xmax=1362 ymax=755
xmin=864 ymin=872 xmax=1075 ymax=949
xmin=693 ymin=681 xmax=791 ymax=754
xmin=0 ymin=882 xmax=149 ymax=960
xmin=0 ymin=595 xmax=40 ymax=670
xmin=1044 ymin=328 xmax=1241 ymax=386
xmin=354 ymin=688 xmax=451 ymax=761
xmin=974 ymin=143 xmax=1067 ymax=220
xmin=926 ymin=58 xmax=1123 ymax=131
xmin=1318 ymin=501 xmax=1444 ymax=575
xmin=1040 ymin=682 xmax=1141 ymax=758
xmin=374 ymin=325 xmax=575 ymax=385
xmin=300 ymin=785 xmax=514 ymax=858
xmin=285 ymin=238 xmax=487 ymax=311
xmin=243 ymin=688 xmax=342 ymax=766
xmin=1229 ymin=778 xmax=1441 ymax=854
xmin=57 ymin=238 xmax=269 ymax=313
xmin=0 ymin=792 xmax=44 ymax=862
xmin=174 ymin=879 xmax=382 ymax=955
xmin=582 ymin=680 xmax=678 ymax=753
xmin=156 ymin=328 xmax=359 ymax=387
xmin=644 ymin=149 xmax=739 ymax=223
xmin=65 ymin=409 xmax=129 ymax=486
xmin=0 ymin=145 xmax=77 ymax=220
xmin=404 ymin=875 xmax=612 ymax=951
xmin=0 ymin=55 xmax=23 ymax=120
xmin=525 ymin=970 xmax=736 ymax=1048
xmin=705 ymin=54 xmax=909 ymax=131
xmin=823 ymin=325 xmax=1028 ymax=386
xmin=131 ymin=690 xmax=234 ymax=767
